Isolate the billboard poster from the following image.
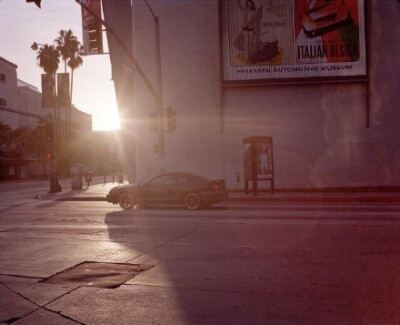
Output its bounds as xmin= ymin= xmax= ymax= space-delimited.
xmin=41 ymin=74 xmax=55 ymax=109
xmin=57 ymin=73 xmax=70 ymax=108
xmin=255 ymin=142 xmax=273 ymax=179
xmin=221 ymin=0 xmax=367 ymax=82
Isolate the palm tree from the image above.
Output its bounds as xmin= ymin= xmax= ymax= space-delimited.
xmin=32 ymin=42 xmax=62 ymax=192
xmin=55 ymin=30 xmax=84 ymax=130
xmin=56 ymin=29 xmax=75 ymax=73
xmin=35 ymin=44 xmax=60 ymax=75
xmin=33 ymin=43 xmax=61 ymax=132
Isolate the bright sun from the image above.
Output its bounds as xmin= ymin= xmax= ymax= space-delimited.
xmin=75 ymin=77 xmax=121 ymax=131
xmin=93 ymin=106 xmax=121 ymax=131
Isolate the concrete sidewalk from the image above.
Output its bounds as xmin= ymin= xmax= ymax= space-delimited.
xmin=37 ymin=176 xmax=400 ymax=204
xmin=2 ymin=177 xmax=400 ymax=324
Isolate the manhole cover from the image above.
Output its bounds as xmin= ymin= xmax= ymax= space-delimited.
xmin=41 ymin=261 xmax=153 ymax=289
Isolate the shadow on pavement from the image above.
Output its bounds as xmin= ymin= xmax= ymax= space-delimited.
xmin=103 ymin=206 xmax=400 ymax=324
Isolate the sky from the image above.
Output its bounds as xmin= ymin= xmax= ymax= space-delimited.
xmin=0 ymin=0 xmax=120 ymax=131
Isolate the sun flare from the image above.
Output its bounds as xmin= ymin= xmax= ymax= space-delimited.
xmin=93 ymin=105 xmax=121 ymax=131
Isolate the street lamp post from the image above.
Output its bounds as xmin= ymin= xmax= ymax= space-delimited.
xmin=31 ymin=42 xmax=62 ymax=193
xmin=143 ymin=0 xmax=165 ymax=172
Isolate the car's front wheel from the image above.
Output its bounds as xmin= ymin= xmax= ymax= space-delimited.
xmin=119 ymin=192 xmax=135 ymax=209
xmin=184 ymin=192 xmax=202 ymax=210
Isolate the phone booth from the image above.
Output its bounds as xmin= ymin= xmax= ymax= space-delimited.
xmin=71 ymin=164 xmax=83 ymax=190
xmin=243 ymin=136 xmax=274 ymax=195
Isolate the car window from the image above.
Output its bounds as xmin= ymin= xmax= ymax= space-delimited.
xmin=185 ymin=174 xmax=208 ymax=183
xmin=176 ymin=177 xmax=187 ymax=184
xmin=148 ymin=176 xmax=176 ymax=186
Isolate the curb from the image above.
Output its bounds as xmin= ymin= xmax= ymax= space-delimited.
xmin=229 ymin=196 xmax=400 ymax=203
xmin=56 ymin=197 xmax=107 ymax=201
xmin=35 ymin=195 xmax=400 ymax=204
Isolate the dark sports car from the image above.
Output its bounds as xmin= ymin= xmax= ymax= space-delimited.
xmin=106 ymin=172 xmax=228 ymax=210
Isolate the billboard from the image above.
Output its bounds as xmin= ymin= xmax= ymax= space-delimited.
xmin=57 ymin=73 xmax=70 ymax=107
xmin=41 ymin=74 xmax=55 ymax=108
xmin=221 ymin=0 xmax=367 ymax=82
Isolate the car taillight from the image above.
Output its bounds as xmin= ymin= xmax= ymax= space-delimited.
xmin=210 ymin=180 xmax=225 ymax=190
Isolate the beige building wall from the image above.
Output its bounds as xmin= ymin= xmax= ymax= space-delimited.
xmin=129 ymin=0 xmax=399 ymax=189
xmin=17 ymin=80 xmax=44 ymax=128
xmin=0 ymin=57 xmax=18 ymax=129
xmin=132 ymin=0 xmax=224 ymax=182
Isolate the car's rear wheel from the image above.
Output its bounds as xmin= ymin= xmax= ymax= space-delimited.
xmin=119 ymin=192 xmax=135 ymax=209
xmin=184 ymin=192 xmax=202 ymax=210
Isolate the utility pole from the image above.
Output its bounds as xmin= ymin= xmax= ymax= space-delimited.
xmin=144 ymin=0 xmax=165 ymax=172
xmin=31 ymin=42 xmax=62 ymax=193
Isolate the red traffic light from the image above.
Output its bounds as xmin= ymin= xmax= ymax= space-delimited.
xmin=26 ymin=0 xmax=41 ymax=8
xmin=47 ymin=152 xmax=53 ymax=160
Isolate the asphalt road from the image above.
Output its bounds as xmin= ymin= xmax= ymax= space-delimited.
xmin=0 ymin=186 xmax=399 ymax=324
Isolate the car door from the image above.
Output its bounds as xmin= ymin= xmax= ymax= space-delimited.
xmin=140 ymin=175 xmax=175 ymax=204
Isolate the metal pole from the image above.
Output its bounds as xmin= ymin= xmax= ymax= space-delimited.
xmin=49 ymin=80 xmax=62 ymax=193
xmin=154 ymin=16 xmax=166 ymax=172
xmin=143 ymin=0 xmax=165 ymax=172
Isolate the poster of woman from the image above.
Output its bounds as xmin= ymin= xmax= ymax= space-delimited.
xmin=221 ymin=0 xmax=366 ymax=82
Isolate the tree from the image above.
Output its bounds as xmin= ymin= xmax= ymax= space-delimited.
xmin=32 ymin=42 xmax=62 ymax=192
xmin=8 ymin=127 xmax=31 ymax=155
xmin=0 ymin=121 xmax=12 ymax=152
xmin=33 ymin=43 xmax=61 ymax=135
xmin=28 ymin=119 xmax=49 ymax=178
xmin=55 ymin=29 xmax=84 ymax=131
xmin=35 ymin=44 xmax=60 ymax=75
xmin=0 ymin=121 xmax=49 ymax=178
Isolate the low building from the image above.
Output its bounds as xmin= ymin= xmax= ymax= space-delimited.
xmin=0 ymin=57 xmax=19 ymax=129
xmin=17 ymin=80 xmax=43 ymax=129
xmin=0 ymin=56 xmax=93 ymax=180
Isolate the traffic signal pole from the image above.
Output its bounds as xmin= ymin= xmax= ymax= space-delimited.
xmin=152 ymin=12 xmax=166 ymax=172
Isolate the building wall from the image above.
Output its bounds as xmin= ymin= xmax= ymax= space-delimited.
xmin=128 ymin=0 xmax=399 ymax=189
xmin=17 ymin=80 xmax=43 ymax=128
xmin=0 ymin=57 xmax=18 ymax=129
xmin=132 ymin=0 xmax=224 ymax=182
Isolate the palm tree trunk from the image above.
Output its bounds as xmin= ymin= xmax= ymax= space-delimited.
xmin=69 ymin=69 xmax=74 ymax=130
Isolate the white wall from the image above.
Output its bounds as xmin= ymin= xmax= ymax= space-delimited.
xmin=131 ymin=0 xmax=400 ymax=189
xmin=132 ymin=0 xmax=224 ymax=182
xmin=0 ymin=58 xmax=18 ymax=129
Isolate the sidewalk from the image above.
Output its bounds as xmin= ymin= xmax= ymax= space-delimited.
xmin=37 ymin=176 xmax=400 ymax=204
xmin=2 ymin=177 xmax=400 ymax=324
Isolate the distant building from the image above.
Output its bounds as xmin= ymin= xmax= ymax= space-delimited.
xmin=0 ymin=57 xmax=18 ymax=128
xmin=17 ymin=80 xmax=43 ymax=128
xmin=0 ymin=56 xmax=93 ymax=180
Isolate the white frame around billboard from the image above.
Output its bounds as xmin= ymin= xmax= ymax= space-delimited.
xmin=220 ymin=0 xmax=367 ymax=83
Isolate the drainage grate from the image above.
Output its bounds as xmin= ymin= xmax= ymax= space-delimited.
xmin=41 ymin=261 xmax=153 ymax=289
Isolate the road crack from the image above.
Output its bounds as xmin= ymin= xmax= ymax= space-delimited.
xmin=0 ymin=281 xmax=85 ymax=324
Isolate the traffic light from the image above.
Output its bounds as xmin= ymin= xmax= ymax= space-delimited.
xmin=26 ymin=0 xmax=41 ymax=8
xmin=87 ymin=21 xmax=103 ymax=53
xmin=47 ymin=151 xmax=54 ymax=160
xmin=149 ymin=111 xmax=157 ymax=132
xmin=167 ymin=107 xmax=177 ymax=133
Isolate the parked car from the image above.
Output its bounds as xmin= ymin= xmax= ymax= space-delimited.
xmin=106 ymin=172 xmax=228 ymax=210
